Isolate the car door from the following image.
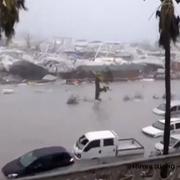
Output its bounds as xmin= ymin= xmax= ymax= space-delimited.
xmin=101 ymin=138 xmax=116 ymax=157
xmin=82 ymin=140 xmax=101 ymax=159
xmin=51 ymin=153 xmax=70 ymax=168
xmin=25 ymin=159 xmax=44 ymax=175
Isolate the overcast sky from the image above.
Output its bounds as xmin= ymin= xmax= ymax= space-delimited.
xmin=15 ymin=0 xmax=180 ymax=43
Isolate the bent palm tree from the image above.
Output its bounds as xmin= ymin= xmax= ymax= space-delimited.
xmin=0 ymin=0 xmax=27 ymax=41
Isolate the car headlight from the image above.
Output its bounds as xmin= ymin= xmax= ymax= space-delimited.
xmin=70 ymin=158 xmax=74 ymax=162
xmin=7 ymin=173 xmax=18 ymax=179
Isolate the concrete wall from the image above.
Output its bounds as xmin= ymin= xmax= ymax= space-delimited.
xmin=20 ymin=153 xmax=180 ymax=180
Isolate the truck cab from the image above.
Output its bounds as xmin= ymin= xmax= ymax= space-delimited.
xmin=73 ymin=130 xmax=118 ymax=159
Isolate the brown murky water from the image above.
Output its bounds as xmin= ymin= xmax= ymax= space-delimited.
xmin=0 ymin=80 xmax=179 ymax=179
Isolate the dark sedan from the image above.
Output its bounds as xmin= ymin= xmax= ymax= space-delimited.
xmin=2 ymin=146 xmax=74 ymax=179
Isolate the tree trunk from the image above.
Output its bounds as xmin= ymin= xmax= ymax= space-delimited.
xmin=163 ymin=34 xmax=171 ymax=155
xmin=161 ymin=33 xmax=171 ymax=178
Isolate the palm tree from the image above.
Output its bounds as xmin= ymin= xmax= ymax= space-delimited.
xmin=0 ymin=0 xmax=27 ymax=42
xmin=156 ymin=0 xmax=179 ymax=177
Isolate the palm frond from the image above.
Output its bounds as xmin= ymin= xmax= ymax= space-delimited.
xmin=158 ymin=0 xmax=179 ymax=48
xmin=16 ymin=0 xmax=27 ymax=10
xmin=0 ymin=0 xmax=27 ymax=41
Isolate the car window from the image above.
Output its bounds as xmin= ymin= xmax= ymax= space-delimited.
xmin=175 ymin=123 xmax=180 ymax=129
xmin=76 ymin=135 xmax=89 ymax=150
xmin=103 ymin=138 xmax=114 ymax=146
xmin=170 ymin=124 xmax=174 ymax=130
xmin=157 ymin=103 xmax=165 ymax=111
xmin=171 ymin=106 xmax=177 ymax=112
xmin=178 ymin=106 xmax=180 ymax=111
xmin=152 ymin=121 xmax=164 ymax=130
xmin=169 ymin=137 xmax=178 ymax=146
xmin=174 ymin=141 xmax=180 ymax=148
xmin=20 ymin=152 xmax=38 ymax=167
xmin=84 ymin=140 xmax=100 ymax=152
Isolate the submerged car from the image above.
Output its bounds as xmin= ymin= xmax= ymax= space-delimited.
xmin=155 ymin=134 xmax=180 ymax=155
xmin=142 ymin=117 xmax=180 ymax=137
xmin=2 ymin=146 xmax=74 ymax=179
xmin=153 ymin=100 xmax=180 ymax=116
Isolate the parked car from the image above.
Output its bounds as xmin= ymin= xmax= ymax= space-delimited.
xmin=153 ymin=100 xmax=180 ymax=116
xmin=155 ymin=134 xmax=180 ymax=155
xmin=73 ymin=130 xmax=144 ymax=160
xmin=142 ymin=117 xmax=180 ymax=137
xmin=2 ymin=146 xmax=74 ymax=179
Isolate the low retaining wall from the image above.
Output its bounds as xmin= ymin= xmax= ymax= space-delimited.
xmin=20 ymin=153 xmax=180 ymax=180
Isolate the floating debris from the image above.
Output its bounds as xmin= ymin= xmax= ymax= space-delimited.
xmin=67 ymin=95 xmax=79 ymax=105
xmin=134 ymin=93 xmax=143 ymax=100
xmin=153 ymin=95 xmax=160 ymax=100
xmin=123 ymin=95 xmax=131 ymax=102
xmin=2 ymin=89 xmax=14 ymax=95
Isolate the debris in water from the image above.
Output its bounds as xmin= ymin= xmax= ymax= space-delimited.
xmin=123 ymin=95 xmax=131 ymax=102
xmin=95 ymin=73 xmax=110 ymax=101
xmin=2 ymin=89 xmax=14 ymax=94
xmin=67 ymin=95 xmax=79 ymax=105
xmin=153 ymin=95 xmax=160 ymax=99
xmin=134 ymin=93 xmax=143 ymax=100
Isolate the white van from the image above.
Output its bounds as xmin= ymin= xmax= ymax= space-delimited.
xmin=153 ymin=100 xmax=180 ymax=116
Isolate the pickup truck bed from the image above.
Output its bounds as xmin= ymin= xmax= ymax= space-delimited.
xmin=116 ymin=138 xmax=144 ymax=156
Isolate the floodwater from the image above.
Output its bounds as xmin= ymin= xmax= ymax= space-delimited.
xmin=0 ymin=80 xmax=180 ymax=179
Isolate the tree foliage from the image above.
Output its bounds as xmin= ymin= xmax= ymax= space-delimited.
xmin=156 ymin=0 xmax=180 ymax=48
xmin=0 ymin=0 xmax=27 ymax=41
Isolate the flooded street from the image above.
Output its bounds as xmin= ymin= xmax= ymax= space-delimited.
xmin=0 ymin=80 xmax=180 ymax=179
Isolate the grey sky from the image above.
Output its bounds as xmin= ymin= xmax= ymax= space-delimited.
xmin=16 ymin=0 xmax=178 ymax=42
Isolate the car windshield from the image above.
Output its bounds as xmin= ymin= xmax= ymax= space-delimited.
xmin=76 ymin=135 xmax=89 ymax=150
xmin=157 ymin=103 xmax=166 ymax=111
xmin=20 ymin=152 xmax=38 ymax=167
xmin=152 ymin=121 xmax=164 ymax=130
xmin=161 ymin=137 xmax=177 ymax=147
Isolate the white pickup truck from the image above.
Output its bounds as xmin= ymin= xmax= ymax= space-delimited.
xmin=73 ymin=130 xmax=144 ymax=159
xmin=154 ymin=134 xmax=180 ymax=155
